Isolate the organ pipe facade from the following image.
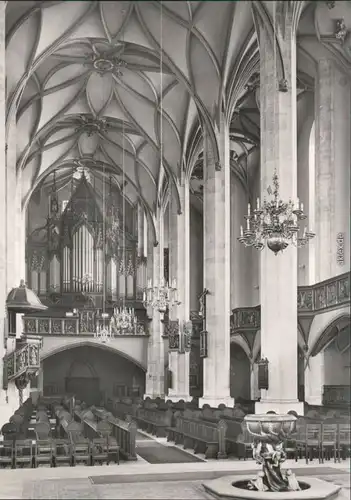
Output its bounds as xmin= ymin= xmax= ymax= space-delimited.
xmin=26 ymin=174 xmax=145 ymax=302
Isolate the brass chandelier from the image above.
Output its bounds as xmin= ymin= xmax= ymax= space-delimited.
xmin=238 ymin=171 xmax=315 ymax=255
xmin=142 ymin=18 xmax=180 ymax=316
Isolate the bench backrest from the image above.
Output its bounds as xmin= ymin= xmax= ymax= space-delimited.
xmin=35 ymin=422 xmax=51 ymax=439
xmin=96 ymin=420 xmax=112 ymax=437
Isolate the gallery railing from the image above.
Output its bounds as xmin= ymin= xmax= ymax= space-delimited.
xmin=231 ymin=272 xmax=350 ymax=334
xmin=22 ymin=315 xmax=148 ymax=336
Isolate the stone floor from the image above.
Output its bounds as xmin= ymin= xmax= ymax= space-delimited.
xmin=0 ymin=429 xmax=349 ymax=499
xmin=0 ymin=457 xmax=349 ymax=499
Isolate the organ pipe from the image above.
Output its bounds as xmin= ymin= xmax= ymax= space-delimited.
xmin=28 ymin=180 xmax=140 ymax=299
xmin=70 ymin=225 xmax=97 ymax=292
xmin=50 ymin=255 xmax=60 ymax=292
xmin=63 ymin=247 xmax=70 ymax=292
xmin=83 ymin=225 xmax=86 ymax=289
xmin=40 ymin=271 xmax=47 ymax=293
xmin=111 ymin=259 xmax=117 ymax=300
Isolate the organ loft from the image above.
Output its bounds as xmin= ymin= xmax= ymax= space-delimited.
xmin=26 ymin=168 xmax=147 ymax=324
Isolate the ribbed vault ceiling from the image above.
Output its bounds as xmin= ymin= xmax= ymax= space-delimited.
xmin=6 ymin=0 xmax=259 ymax=215
xmin=7 ymin=0 xmax=347 ymax=217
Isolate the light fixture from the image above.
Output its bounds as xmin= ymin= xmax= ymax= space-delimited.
xmin=94 ymin=310 xmax=111 ymax=342
xmin=49 ymin=170 xmax=59 ymax=219
xmin=143 ymin=278 xmax=180 ymax=313
xmin=238 ymin=171 xmax=315 ymax=255
xmin=95 ymin=324 xmax=112 ymax=343
xmin=112 ymin=306 xmax=136 ymax=331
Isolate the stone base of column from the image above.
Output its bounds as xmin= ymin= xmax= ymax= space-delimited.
xmin=143 ymin=393 xmax=164 ymax=400
xmin=166 ymin=393 xmax=192 ymax=403
xmin=255 ymin=399 xmax=304 ymax=415
xmin=199 ymin=396 xmax=235 ymax=409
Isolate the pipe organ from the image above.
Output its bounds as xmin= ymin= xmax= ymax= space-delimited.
xmin=26 ymin=175 xmax=147 ymax=303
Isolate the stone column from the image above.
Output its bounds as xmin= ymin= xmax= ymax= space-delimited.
xmin=255 ymin=13 xmax=303 ymax=414
xmin=250 ymin=362 xmax=260 ymax=401
xmin=314 ymin=59 xmax=350 ymax=282
xmin=167 ymin=179 xmax=191 ymax=402
xmin=5 ymin=112 xmax=21 ymax=289
xmin=38 ymin=363 xmax=44 ymax=396
xmin=199 ymin=119 xmax=234 ymax=408
xmin=0 ymin=1 xmax=8 ymax=427
xmin=305 ymin=352 xmax=324 ymax=406
xmin=144 ymin=213 xmax=165 ymax=399
xmin=136 ymin=202 xmax=145 ymax=299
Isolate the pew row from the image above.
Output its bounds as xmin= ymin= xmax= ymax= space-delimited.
xmin=73 ymin=408 xmax=120 ymax=464
xmin=85 ymin=405 xmax=137 ymax=460
xmin=166 ymin=416 xmax=227 ymax=459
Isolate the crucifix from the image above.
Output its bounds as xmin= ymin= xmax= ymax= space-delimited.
xmin=198 ymin=288 xmax=209 ymax=328
xmin=198 ymin=289 xmax=210 ymax=358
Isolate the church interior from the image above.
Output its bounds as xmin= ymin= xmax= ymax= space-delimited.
xmin=0 ymin=1 xmax=350 ymax=499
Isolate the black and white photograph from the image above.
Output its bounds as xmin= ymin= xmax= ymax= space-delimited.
xmin=0 ymin=1 xmax=350 ymax=498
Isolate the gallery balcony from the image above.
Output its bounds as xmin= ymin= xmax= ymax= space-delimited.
xmin=22 ymin=311 xmax=149 ymax=337
xmin=230 ymin=272 xmax=350 ymax=334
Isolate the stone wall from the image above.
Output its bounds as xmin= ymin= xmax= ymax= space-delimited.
xmin=43 ymin=345 xmax=146 ymax=404
xmin=324 ymin=339 xmax=350 ymax=386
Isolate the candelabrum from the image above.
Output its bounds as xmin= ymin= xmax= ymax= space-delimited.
xmin=143 ymin=278 xmax=180 ymax=313
xmin=113 ymin=306 xmax=137 ymax=330
xmin=95 ymin=323 xmax=112 ymax=343
xmin=238 ymin=171 xmax=315 ymax=255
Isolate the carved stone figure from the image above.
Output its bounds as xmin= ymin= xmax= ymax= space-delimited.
xmin=245 ymin=414 xmax=301 ymax=493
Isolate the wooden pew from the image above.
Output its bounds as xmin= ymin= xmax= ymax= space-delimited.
xmin=166 ymin=416 xmax=227 ymax=459
xmin=9 ymin=415 xmax=25 ymax=437
xmin=92 ymin=408 xmax=137 ymax=461
xmin=66 ymin=422 xmax=91 ymax=466
xmin=74 ymin=409 xmax=120 ymax=465
xmin=57 ymin=410 xmax=73 ymax=438
xmin=0 ymin=439 xmax=14 ymax=469
xmin=53 ymin=410 xmax=73 ymax=466
xmin=135 ymin=408 xmax=173 ymax=437
xmin=199 ymin=413 xmax=244 ymax=455
xmin=106 ymin=398 xmax=140 ymax=421
xmin=34 ymin=422 xmax=51 ymax=440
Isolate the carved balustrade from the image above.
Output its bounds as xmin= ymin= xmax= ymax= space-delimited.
xmin=230 ymin=306 xmax=261 ymax=334
xmin=22 ymin=314 xmax=148 ymax=336
xmin=3 ymin=342 xmax=40 ymax=384
xmin=298 ymin=272 xmax=350 ymax=314
xmin=23 ymin=317 xmax=79 ymax=336
xmin=231 ymin=272 xmax=350 ymax=334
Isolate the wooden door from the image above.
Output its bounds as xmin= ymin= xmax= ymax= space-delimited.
xmin=65 ymin=377 xmax=100 ymax=406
